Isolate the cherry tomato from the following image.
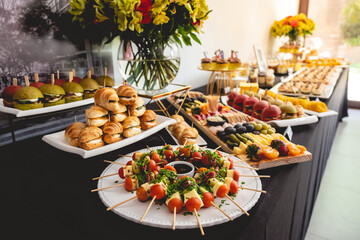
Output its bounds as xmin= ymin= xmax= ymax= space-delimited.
xmin=156 ymin=166 xmax=161 ymax=172
xmin=118 ymin=167 xmax=125 ymax=179
xmin=197 ymin=167 xmax=208 ymax=173
xmin=136 ymin=187 xmax=148 ymax=202
xmin=232 ymin=170 xmax=240 ymax=182
xmin=167 ymin=198 xmax=183 ymax=213
xmin=227 ymin=158 xmax=234 ymax=169
xmin=126 ymin=160 xmax=133 ymax=166
xmin=216 ymin=150 xmax=222 ymax=157
xmin=180 ymin=147 xmax=191 ymax=158
xmin=132 ymin=152 xmax=140 ymax=160
xmin=151 ymin=152 xmax=161 ymax=163
xmin=148 ymin=159 xmax=157 ymax=172
xmin=124 ymin=177 xmax=134 ymax=191
xmin=164 ymin=165 xmax=177 ymax=173
xmin=201 ymin=155 xmax=210 ymax=167
xmin=150 ymin=184 xmax=165 ymax=199
xmin=164 ymin=144 xmax=172 ymax=150
xmin=164 ymin=150 xmax=175 ymax=161
xmin=202 ymin=192 xmax=214 ymax=208
xmin=185 ymin=197 xmax=202 ymax=212
xmin=229 ymin=180 xmax=239 ymax=195
xmin=216 ymin=184 xmax=229 ymax=198
xmin=192 ymin=151 xmax=202 ymax=162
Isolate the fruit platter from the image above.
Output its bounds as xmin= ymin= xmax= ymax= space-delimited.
xmin=166 ymin=93 xmax=312 ymax=169
xmin=95 ymin=145 xmax=263 ymax=234
xmin=222 ymin=90 xmax=319 ymax=127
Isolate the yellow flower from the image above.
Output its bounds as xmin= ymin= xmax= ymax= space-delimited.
xmin=153 ymin=11 xmax=170 ymax=25
xmin=170 ymin=6 xmax=176 ymax=14
xmin=129 ymin=11 xmax=143 ymax=33
xmin=152 ymin=0 xmax=169 ymax=15
xmin=111 ymin=0 xmax=140 ymax=31
xmin=69 ymin=0 xmax=86 ymax=16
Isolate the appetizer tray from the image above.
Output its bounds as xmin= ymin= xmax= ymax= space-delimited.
xmin=303 ymin=109 xmax=338 ymax=118
xmin=167 ymin=97 xmax=312 ymax=169
xmin=220 ymin=96 xmax=318 ymax=127
xmin=0 ymin=98 xmax=94 ymax=117
xmin=42 ymin=115 xmax=176 ymax=158
xmin=270 ymin=67 xmax=342 ymax=100
xmin=97 ymin=146 xmax=262 ymax=229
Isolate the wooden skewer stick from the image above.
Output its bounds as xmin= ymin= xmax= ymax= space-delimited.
xmin=213 ymin=146 xmax=221 ymax=151
xmin=107 ymin=195 xmax=137 ymax=211
xmin=92 ymin=172 xmax=118 ymax=180
xmin=233 ymin=165 xmax=259 ymax=170
xmin=117 ymin=154 xmax=132 ymax=158
xmin=210 ymin=201 xmax=233 ymax=221
xmin=225 ymin=194 xmax=249 ymax=216
xmin=240 ymin=175 xmax=270 ymax=178
xmin=91 ymin=183 xmax=124 ymax=192
xmin=194 ymin=208 xmax=204 ymax=235
xmin=140 ymin=195 xmax=156 ymax=222
xmin=104 ymin=160 xmax=125 ymax=165
xmin=239 ymin=186 xmax=266 ymax=194
xmin=173 ymin=207 xmax=176 ymax=231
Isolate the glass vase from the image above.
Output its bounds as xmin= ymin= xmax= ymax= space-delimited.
xmin=117 ymin=38 xmax=180 ymax=92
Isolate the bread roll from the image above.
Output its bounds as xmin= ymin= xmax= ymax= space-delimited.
xmin=172 ymin=122 xmax=188 ymax=139
xmin=85 ymin=105 xmax=109 ymax=127
xmin=78 ymin=126 xmax=104 ymax=150
xmin=110 ymin=102 xmax=127 ymax=122
xmin=116 ymin=85 xmax=137 ymax=105
xmin=168 ymin=115 xmax=184 ymax=132
xmin=64 ymin=122 xmax=86 ymax=147
xmin=179 ymin=127 xmax=198 ymax=145
xmin=94 ymin=87 xmax=120 ymax=112
xmin=103 ymin=121 xmax=123 ymax=144
xmin=140 ymin=110 xmax=157 ymax=130
xmin=129 ymin=97 xmax=146 ymax=117
xmin=122 ymin=116 xmax=141 ymax=138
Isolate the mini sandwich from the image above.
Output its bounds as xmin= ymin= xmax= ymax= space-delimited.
xmin=85 ymin=105 xmax=109 ymax=127
xmin=62 ymin=72 xmax=84 ymax=103
xmin=80 ymin=71 xmax=99 ymax=99
xmin=179 ymin=127 xmax=198 ymax=145
xmin=280 ymin=103 xmax=298 ymax=119
xmin=110 ymin=102 xmax=127 ymax=122
xmin=103 ymin=121 xmax=123 ymax=144
xmin=129 ymin=97 xmax=146 ymax=117
xmin=64 ymin=122 xmax=86 ymax=147
xmin=94 ymin=87 xmax=120 ymax=112
xmin=116 ymin=84 xmax=137 ymax=105
xmin=39 ymin=83 xmax=66 ymax=107
xmin=13 ymin=86 xmax=44 ymax=110
xmin=1 ymin=78 xmax=22 ymax=107
xmin=78 ymin=126 xmax=104 ymax=150
xmin=140 ymin=110 xmax=157 ymax=130
xmin=122 ymin=116 xmax=141 ymax=138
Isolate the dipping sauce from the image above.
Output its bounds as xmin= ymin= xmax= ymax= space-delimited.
xmin=173 ymin=164 xmax=192 ymax=174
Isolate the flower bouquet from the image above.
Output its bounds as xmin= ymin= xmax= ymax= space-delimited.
xmin=270 ymin=13 xmax=315 ymax=53
xmin=69 ymin=0 xmax=211 ymax=91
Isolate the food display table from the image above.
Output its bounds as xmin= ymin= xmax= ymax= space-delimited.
xmin=0 ymin=68 xmax=348 ymax=240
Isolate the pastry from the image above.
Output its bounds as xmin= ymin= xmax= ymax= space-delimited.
xmin=64 ymin=122 xmax=86 ymax=147
xmin=122 ymin=116 xmax=141 ymax=138
xmin=129 ymin=97 xmax=146 ymax=117
xmin=179 ymin=127 xmax=198 ymax=145
xmin=116 ymin=84 xmax=138 ymax=105
xmin=94 ymin=87 xmax=120 ymax=112
xmin=78 ymin=126 xmax=104 ymax=150
xmin=103 ymin=121 xmax=123 ymax=144
xmin=110 ymin=102 xmax=127 ymax=122
xmin=85 ymin=105 xmax=109 ymax=127
xmin=140 ymin=110 xmax=157 ymax=130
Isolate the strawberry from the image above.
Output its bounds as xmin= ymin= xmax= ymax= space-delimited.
xmin=270 ymin=139 xmax=289 ymax=156
xmin=246 ymin=143 xmax=264 ymax=162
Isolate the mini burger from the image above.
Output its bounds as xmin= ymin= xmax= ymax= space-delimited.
xmin=13 ymin=86 xmax=44 ymax=110
xmin=96 ymin=67 xmax=114 ymax=88
xmin=122 ymin=116 xmax=141 ymax=138
xmin=1 ymin=78 xmax=22 ymax=107
xmin=227 ymin=91 xmax=240 ymax=107
xmin=39 ymin=75 xmax=66 ymax=107
xmin=140 ymin=110 xmax=157 ymax=130
xmin=279 ymin=103 xmax=298 ymax=119
xmin=64 ymin=122 xmax=86 ymax=147
xmin=102 ymin=121 xmax=123 ymax=144
xmin=85 ymin=105 xmax=109 ymax=127
xmin=129 ymin=97 xmax=146 ymax=117
xmin=80 ymin=71 xmax=99 ymax=99
xmin=110 ymin=102 xmax=127 ymax=122
xmin=233 ymin=93 xmax=248 ymax=111
xmin=78 ymin=126 xmax=104 ymax=150
xmin=62 ymin=72 xmax=84 ymax=103
xmin=243 ymin=96 xmax=259 ymax=115
xmin=252 ymin=100 xmax=268 ymax=119
xmin=116 ymin=84 xmax=137 ymax=105
xmin=261 ymin=103 xmax=281 ymax=121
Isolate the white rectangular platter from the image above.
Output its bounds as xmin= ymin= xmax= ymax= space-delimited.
xmin=42 ymin=115 xmax=176 ymax=159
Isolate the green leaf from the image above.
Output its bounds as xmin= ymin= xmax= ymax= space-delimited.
xmin=189 ymin=32 xmax=201 ymax=45
xmin=172 ymin=34 xmax=183 ymax=47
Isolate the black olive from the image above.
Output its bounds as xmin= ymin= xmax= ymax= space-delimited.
xmin=236 ymin=126 xmax=247 ymax=134
xmin=197 ymin=96 xmax=205 ymax=102
xmin=245 ymin=124 xmax=255 ymax=132
xmin=225 ymin=126 xmax=236 ymax=135
xmin=234 ymin=123 xmax=243 ymax=129
xmin=216 ymin=130 xmax=225 ymax=138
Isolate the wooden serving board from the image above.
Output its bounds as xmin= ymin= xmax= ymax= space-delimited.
xmin=167 ymin=97 xmax=313 ymax=170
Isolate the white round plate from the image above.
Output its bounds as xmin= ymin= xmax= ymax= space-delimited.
xmin=97 ymin=146 xmax=262 ymax=229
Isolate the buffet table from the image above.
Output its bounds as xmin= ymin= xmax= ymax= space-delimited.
xmin=0 ymin=68 xmax=348 ymax=240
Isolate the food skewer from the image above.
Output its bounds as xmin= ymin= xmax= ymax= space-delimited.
xmin=210 ymin=201 xmax=233 ymax=221
xmin=104 ymin=160 xmax=125 ymax=165
xmin=91 ymin=183 xmax=124 ymax=192
xmin=240 ymin=175 xmax=270 ymax=178
xmin=106 ymin=195 xmax=137 ymax=211
xmin=92 ymin=172 xmax=118 ymax=180
xmin=233 ymin=164 xmax=259 ymax=170
xmin=225 ymin=194 xmax=249 ymax=216
xmin=173 ymin=207 xmax=176 ymax=231
xmin=239 ymin=186 xmax=266 ymax=193
xmin=117 ymin=154 xmax=133 ymax=158
xmin=140 ymin=195 xmax=156 ymax=222
xmin=194 ymin=208 xmax=205 ymax=235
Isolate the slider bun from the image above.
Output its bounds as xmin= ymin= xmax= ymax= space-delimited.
xmin=122 ymin=116 xmax=140 ymax=129
xmin=129 ymin=98 xmax=146 ymax=116
xmin=123 ymin=127 xmax=141 ymax=138
xmin=64 ymin=122 xmax=86 ymax=147
xmin=103 ymin=121 xmax=123 ymax=135
xmin=94 ymin=87 xmax=120 ymax=112
xmin=80 ymin=137 xmax=104 ymax=150
xmin=78 ymin=126 xmax=104 ymax=150
xmin=168 ymin=114 xmax=184 ymax=132
xmin=140 ymin=110 xmax=157 ymax=130
xmin=86 ymin=105 xmax=108 ymax=118
xmin=103 ymin=133 xmax=122 ymax=144
xmin=110 ymin=112 xmax=127 ymax=122
xmin=116 ymin=85 xmax=137 ymax=105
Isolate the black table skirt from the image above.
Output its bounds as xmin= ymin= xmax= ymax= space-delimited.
xmin=0 ymin=68 xmax=348 ymax=240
